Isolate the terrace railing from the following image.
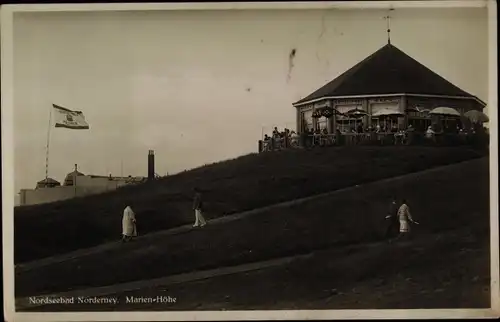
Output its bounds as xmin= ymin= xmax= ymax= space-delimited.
xmin=258 ymin=131 xmax=489 ymax=153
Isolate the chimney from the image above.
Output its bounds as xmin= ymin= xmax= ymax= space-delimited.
xmin=148 ymin=150 xmax=155 ymax=181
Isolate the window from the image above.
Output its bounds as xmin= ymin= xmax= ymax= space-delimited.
xmin=316 ymin=116 xmax=327 ymax=131
xmin=301 ymin=110 xmax=313 ymax=132
xmin=336 ymin=105 xmax=362 ymax=115
xmin=370 ymin=103 xmax=401 ymax=129
xmin=370 ymin=103 xmax=399 ymax=115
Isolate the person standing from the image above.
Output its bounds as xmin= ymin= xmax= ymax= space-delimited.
xmin=384 ymin=198 xmax=399 ymax=239
xmin=425 ymin=126 xmax=436 ymax=144
xmin=192 ymin=187 xmax=207 ymax=228
xmin=122 ymin=204 xmax=137 ymax=242
xmin=392 ymin=199 xmax=419 ymax=242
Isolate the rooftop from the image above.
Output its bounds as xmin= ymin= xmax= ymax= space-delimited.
xmin=293 ymin=43 xmax=485 ymax=107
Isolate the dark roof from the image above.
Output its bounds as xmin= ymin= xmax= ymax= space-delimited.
xmin=294 ymin=43 xmax=484 ymax=106
xmin=36 ymin=177 xmax=61 ymax=189
xmin=36 ymin=177 xmax=60 ymax=185
xmin=36 ymin=177 xmax=61 ymax=188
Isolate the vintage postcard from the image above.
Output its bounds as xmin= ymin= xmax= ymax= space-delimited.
xmin=2 ymin=1 xmax=499 ymax=321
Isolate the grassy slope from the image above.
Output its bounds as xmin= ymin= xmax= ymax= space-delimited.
xmin=117 ymin=227 xmax=489 ymax=310
xmin=28 ymin=227 xmax=489 ymax=310
xmin=15 ymin=147 xmax=482 ymax=263
xmin=15 ymin=157 xmax=489 ymax=300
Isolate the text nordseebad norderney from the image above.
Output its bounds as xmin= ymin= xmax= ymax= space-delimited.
xmin=29 ymin=296 xmax=119 ymax=305
xmin=28 ymin=295 xmax=178 ymax=306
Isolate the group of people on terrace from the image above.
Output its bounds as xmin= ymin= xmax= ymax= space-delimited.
xmin=262 ymin=127 xmax=300 ymax=151
xmin=260 ymin=120 xmax=488 ymax=152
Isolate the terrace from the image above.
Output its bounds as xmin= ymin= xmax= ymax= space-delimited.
xmin=258 ymin=107 xmax=489 ymax=152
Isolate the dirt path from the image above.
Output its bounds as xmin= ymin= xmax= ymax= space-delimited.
xmin=16 ymin=158 xmax=486 ymax=272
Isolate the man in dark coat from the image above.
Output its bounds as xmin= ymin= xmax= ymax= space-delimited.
xmin=384 ymin=198 xmax=399 ymax=239
xmin=192 ymin=187 xmax=207 ymax=228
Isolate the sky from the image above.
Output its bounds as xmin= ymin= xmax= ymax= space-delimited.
xmin=12 ymin=7 xmax=488 ymax=193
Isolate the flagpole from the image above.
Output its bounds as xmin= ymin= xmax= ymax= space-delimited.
xmin=74 ymin=164 xmax=77 ymax=197
xmin=45 ymin=105 xmax=53 ymax=183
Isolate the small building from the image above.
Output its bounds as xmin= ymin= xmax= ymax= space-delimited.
xmin=19 ymin=168 xmax=146 ymax=206
xmin=18 ymin=151 xmax=155 ymax=206
xmin=293 ymin=42 xmax=486 ymax=134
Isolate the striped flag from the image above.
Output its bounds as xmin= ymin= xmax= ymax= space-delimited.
xmin=53 ymin=104 xmax=90 ymax=130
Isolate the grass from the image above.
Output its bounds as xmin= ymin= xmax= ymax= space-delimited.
xmin=24 ymin=227 xmax=489 ymax=310
xmin=14 ymin=146 xmax=483 ymax=263
xmin=125 ymin=227 xmax=489 ymax=310
xmin=15 ymin=157 xmax=489 ymax=300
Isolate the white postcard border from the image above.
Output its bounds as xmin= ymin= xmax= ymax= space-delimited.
xmin=2 ymin=1 xmax=498 ymax=321
xmin=488 ymin=0 xmax=499 ymax=313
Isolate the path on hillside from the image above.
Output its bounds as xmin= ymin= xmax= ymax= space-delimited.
xmin=16 ymin=158 xmax=486 ymax=272
xmin=16 ymin=228 xmax=473 ymax=311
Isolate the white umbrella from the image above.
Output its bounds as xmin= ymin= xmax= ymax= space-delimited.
xmin=429 ymin=107 xmax=462 ymax=130
xmin=372 ymin=109 xmax=403 ymax=130
xmin=345 ymin=108 xmax=368 ymax=131
xmin=429 ymin=106 xmax=461 ymax=117
xmin=464 ymin=109 xmax=489 ymax=123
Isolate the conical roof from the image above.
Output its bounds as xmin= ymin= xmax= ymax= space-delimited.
xmin=294 ymin=43 xmax=485 ymax=106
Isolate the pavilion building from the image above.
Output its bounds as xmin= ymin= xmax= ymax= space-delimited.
xmin=292 ymin=42 xmax=486 ymax=134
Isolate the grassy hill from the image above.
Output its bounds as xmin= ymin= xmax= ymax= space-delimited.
xmin=27 ymin=227 xmax=489 ymax=310
xmin=102 ymin=224 xmax=488 ymax=310
xmin=15 ymin=157 xmax=489 ymax=300
xmin=15 ymin=146 xmax=483 ymax=263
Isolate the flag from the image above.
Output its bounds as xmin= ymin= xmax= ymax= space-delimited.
xmin=53 ymin=104 xmax=90 ymax=130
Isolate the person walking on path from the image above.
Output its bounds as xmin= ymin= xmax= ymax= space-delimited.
xmin=122 ymin=204 xmax=137 ymax=242
xmin=384 ymin=198 xmax=399 ymax=239
xmin=391 ymin=199 xmax=419 ymax=242
xmin=192 ymin=187 xmax=207 ymax=228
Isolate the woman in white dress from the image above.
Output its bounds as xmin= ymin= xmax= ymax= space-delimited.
xmin=122 ymin=204 xmax=137 ymax=242
xmin=392 ymin=199 xmax=419 ymax=242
